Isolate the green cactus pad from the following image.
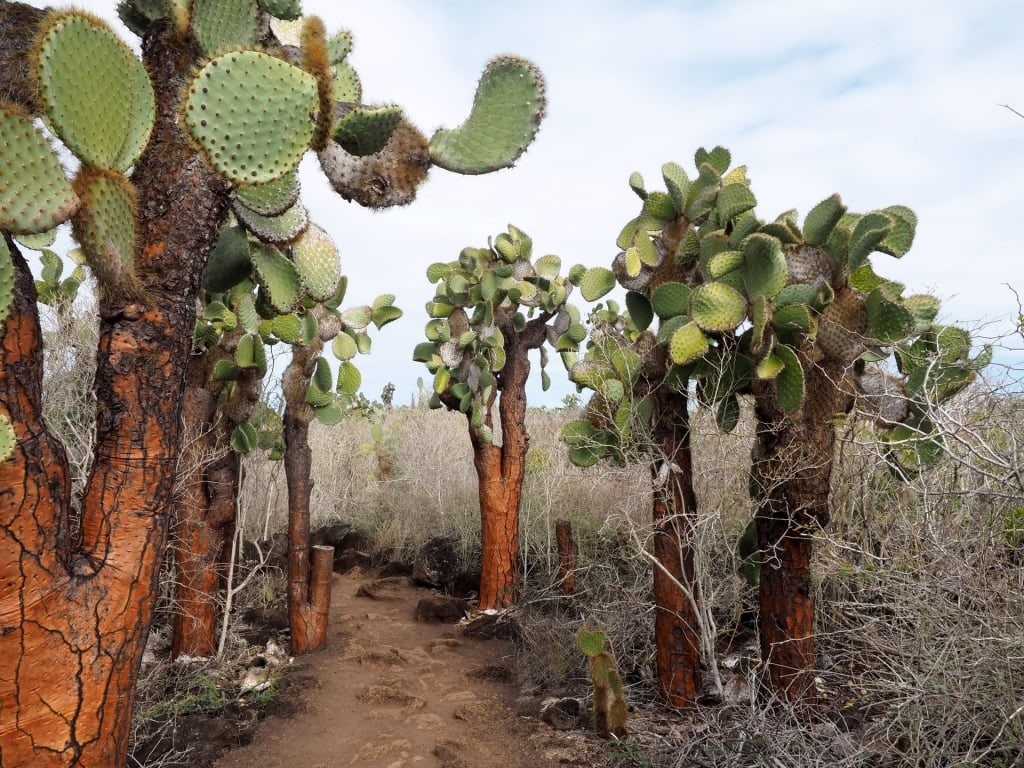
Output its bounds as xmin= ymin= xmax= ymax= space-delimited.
xmin=650 ymin=282 xmax=691 ymax=320
xmin=327 ymin=29 xmax=353 ymax=64
xmin=642 ymin=191 xmax=677 ymax=221
xmin=668 ymin=321 xmax=710 ymax=366
xmin=0 ymin=237 xmax=13 ymax=325
xmin=716 ymin=182 xmax=757 ymax=223
xmin=428 ymin=55 xmax=546 ymax=175
xmin=289 ymin=223 xmax=340 ymax=301
xmin=902 ymin=293 xmax=940 ymax=333
xmin=0 ymin=413 xmax=15 ymax=462
xmin=847 ymin=212 xmax=892 ymax=270
xmin=866 ymin=287 xmax=915 ymax=345
xmin=203 ymin=224 xmax=251 ymax=292
xmin=333 ymin=105 xmax=403 ymax=157
xmin=234 ymin=169 xmax=300 ymax=217
xmin=705 ymin=249 xmax=744 ymax=280
xmin=690 ymin=282 xmax=746 ymax=332
xmin=773 ymin=343 xmax=805 ymax=413
xmin=71 ymin=167 xmax=141 ymax=296
xmin=190 ymin=0 xmax=258 ymax=55
xmin=625 ymin=291 xmax=653 ymax=332
xmin=577 ymin=628 xmax=606 ymax=657
xmin=332 ymin=61 xmax=362 ymax=103
xmin=0 ymin=105 xmax=80 ymax=235
xmin=661 ymin=162 xmax=690 ymax=213
xmin=579 ymin=267 xmax=616 ymax=302
xmin=35 ymin=12 xmax=155 ymax=172
xmin=743 ymin=233 xmax=788 ymax=299
xmin=773 ymin=283 xmax=818 ymax=309
xmin=802 ymin=194 xmax=847 ymax=246
xmin=15 ymin=228 xmax=58 ymax=251
xmin=233 ymin=198 xmax=309 ymax=244
xmin=695 ymin=146 xmax=731 ymax=174
xmin=251 ymin=243 xmax=301 ymax=312
xmin=876 ymin=205 xmax=916 ymax=258
xmin=771 ymin=303 xmax=814 ymax=335
xmin=258 ymin=0 xmax=302 ymax=20
xmin=184 ymin=50 xmax=317 ymax=185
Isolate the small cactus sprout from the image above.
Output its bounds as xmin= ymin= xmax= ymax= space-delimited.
xmin=577 ymin=629 xmax=628 ymax=739
xmin=0 ymin=413 xmax=15 ymax=463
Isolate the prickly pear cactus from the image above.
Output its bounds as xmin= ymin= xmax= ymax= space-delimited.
xmin=415 ymin=225 xmax=580 ymax=443
xmin=565 ymin=147 xmax=989 ymax=471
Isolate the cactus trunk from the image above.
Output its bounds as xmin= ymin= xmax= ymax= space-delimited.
xmin=282 ymin=342 xmax=333 ymax=654
xmin=0 ymin=15 xmax=231 ymax=763
xmin=650 ymin=393 xmax=703 ymax=708
xmin=752 ymin=354 xmax=855 ymax=705
xmin=469 ymin=321 xmax=535 ymax=611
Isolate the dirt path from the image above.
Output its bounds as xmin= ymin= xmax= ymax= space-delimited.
xmin=214 ymin=569 xmax=599 ymax=768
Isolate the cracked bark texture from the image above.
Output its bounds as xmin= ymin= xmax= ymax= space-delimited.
xmin=0 ymin=8 xmax=230 ymax=765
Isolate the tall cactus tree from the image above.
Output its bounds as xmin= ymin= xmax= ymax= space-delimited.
xmin=569 ymin=148 xmax=987 ymax=706
xmin=415 ymin=224 xmax=577 ymax=610
xmin=0 ymin=2 xmax=545 ymax=765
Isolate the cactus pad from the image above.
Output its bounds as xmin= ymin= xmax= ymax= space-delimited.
xmin=651 ymin=281 xmax=691 ymax=319
xmin=743 ymin=233 xmax=788 ymax=299
xmin=250 ymin=242 xmax=302 ymax=312
xmin=190 ymin=0 xmax=259 ymax=55
xmin=233 ymin=198 xmax=309 ymax=243
xmin=71 ymin=167 xmax=141 ymax=297
xmin=802 ymin=194 xmax=846 ymax=246
xmin=579 ymin=267 xmax=616 ymax=302
xmin=234 ymin=169 xmax=301 ymax=217
xmin=817 ymin=287 xmax=868 ymax=362
xmin=0 ymin=105 xmax=80 ymax=234
xmin=0 ymin=237 xmax=13 ymax=325
xmin=203 ymin=224 xmax=250 ymax=292
xmin=333 ymin=105 xmax=403 ymax=157
xmin=773 ymin=343 xmax=805 ymax=413
xmin=669 ymin=321 xmax=710 ymax=366
xmin=289 ymin=223 xmax=341 ymax=301
xmin=35 ymin=12 xmax=155 ymax=172
xmin=184 ymin=50 xmax=317 ymax=185
xmin=690 ymin=282 xmax=746 ymax=332
xmin=0 ymin=413 xmax=15 ymax=462
xmin=257 ymin=0 xmax=302 ymax=20
xmin=428 ymin=55 xmax=546 ymax=175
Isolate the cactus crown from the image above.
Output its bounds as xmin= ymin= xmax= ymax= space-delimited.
xmin=564 ymin=147 xmax=988 ymax=472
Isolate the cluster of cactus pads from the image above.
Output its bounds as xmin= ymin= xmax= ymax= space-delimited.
xmin=414 ymin=225 xmax=583 ymax=440
xmin=577 ymin=629 xmax=628 ymax=739
xmin=0 ymin=1 xmax=548 ymax=462
xmin=564 ymin=147 xmax=989 ymax=472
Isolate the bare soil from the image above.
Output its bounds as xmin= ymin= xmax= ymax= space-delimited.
xmin=213 ymin=569 xmax=603 ymax=768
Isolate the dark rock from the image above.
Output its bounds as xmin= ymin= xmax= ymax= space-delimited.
xmin=414 ymin=594 xmax=467 ymax=623
xmin=377 ymin=560 xmax=413 ymax=578
xmin=463 ymin=611 xmax=519 ymax=640
xmin=412 ymin=536 xmax=461 ymax=591
xmin=355 ymin=577 xmax=407 ymax=601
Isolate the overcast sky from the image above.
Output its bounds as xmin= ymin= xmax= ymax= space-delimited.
xmin=38 ymin=1 xmax=1024 ymax=406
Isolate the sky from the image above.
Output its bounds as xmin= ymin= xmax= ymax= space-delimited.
xmin=31 ymin=0 xmax=1024 ymax=406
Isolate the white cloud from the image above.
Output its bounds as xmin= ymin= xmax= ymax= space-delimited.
xmin=25 ymin=0 xmax=1024 ymax=405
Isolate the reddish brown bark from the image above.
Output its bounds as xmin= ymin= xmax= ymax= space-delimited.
xmin=649 ymin=392 xmax=702 ymax=708
xmin=455 ymin=310 xmax=548 ymax=611
xmin=282 ymin=342 xmax=332 ymax=654
xmin=0 ymin=10 xmax=230 ymax=764
xmin=171 ymin=337 xmax=262 ymax=659
xmin=752 ymin=353 xmax=855 ymax=705
xmin=555 ymin=519 xmax=577 ymax=595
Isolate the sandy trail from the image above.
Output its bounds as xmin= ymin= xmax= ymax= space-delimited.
xmin=214 ymin=569 xmax=596 ymax=768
